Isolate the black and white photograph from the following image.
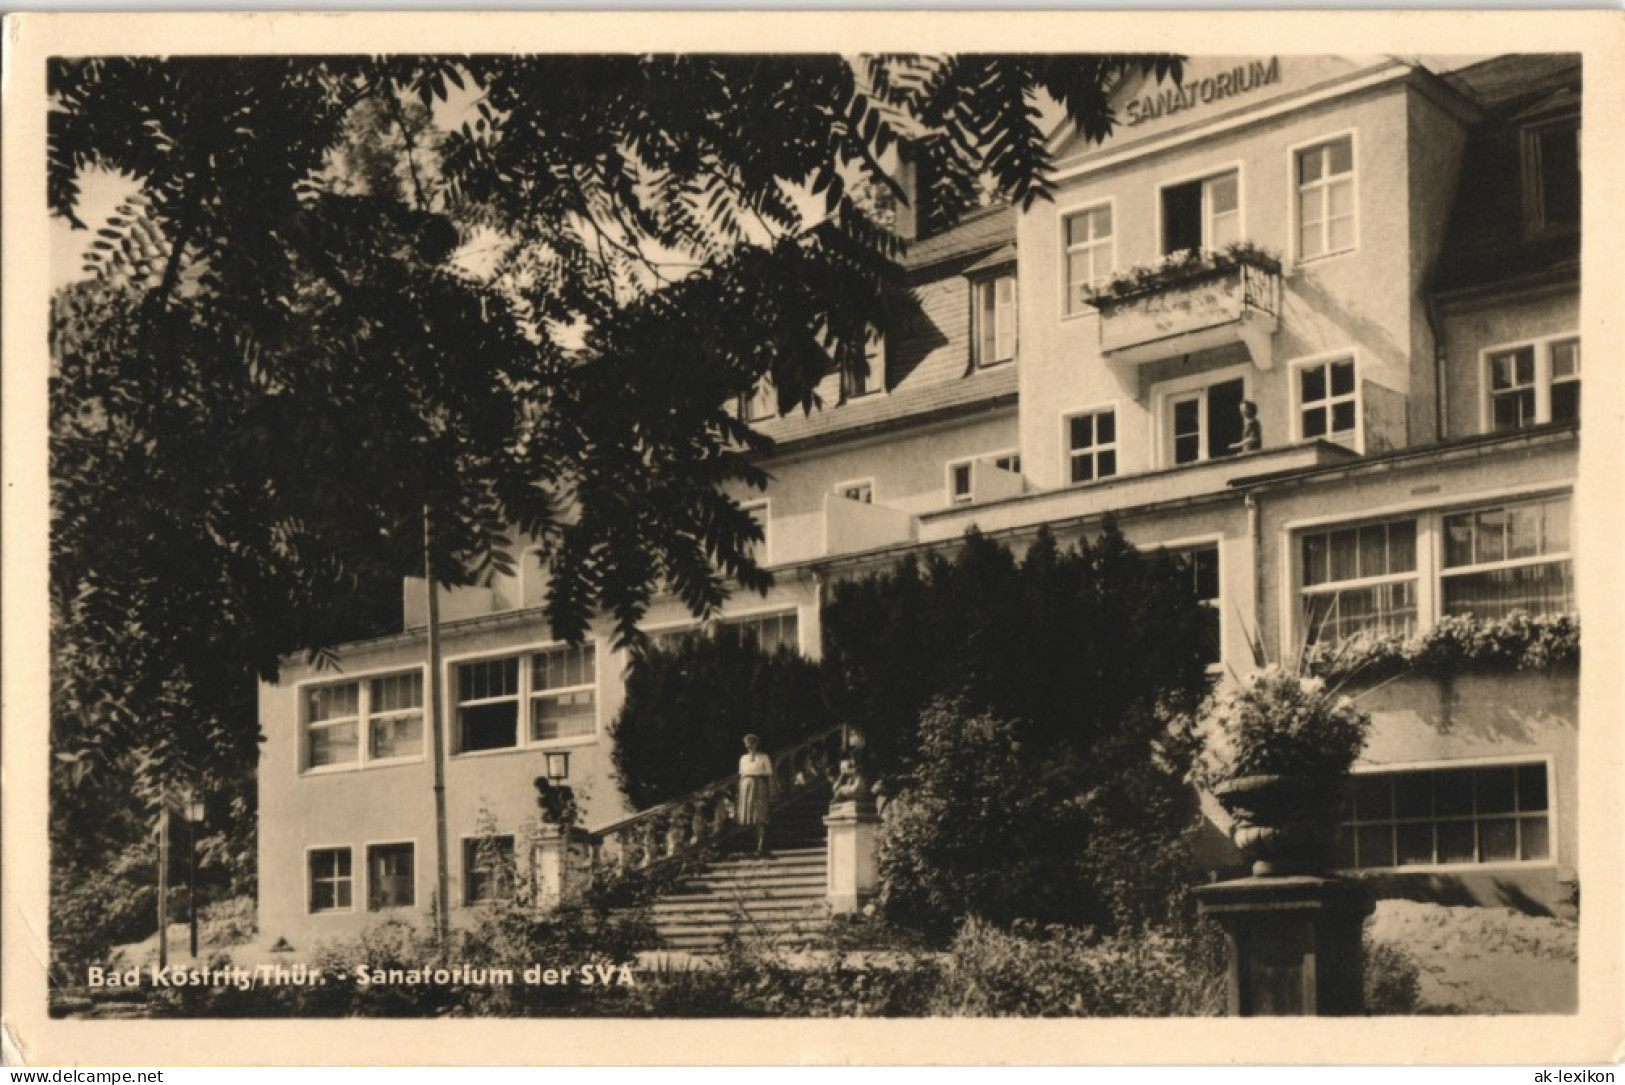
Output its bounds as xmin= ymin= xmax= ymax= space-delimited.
xmin=4 ymin=11 xmax=1622 ymax=1067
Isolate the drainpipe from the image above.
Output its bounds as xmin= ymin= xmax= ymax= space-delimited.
xmin=1245 ymin=492 xmax=1264 ymax=663
xmin=424 ymin=506 xmax=451 ymax=955
xmin=1426 ymin=296 xmax=1448 ymax=443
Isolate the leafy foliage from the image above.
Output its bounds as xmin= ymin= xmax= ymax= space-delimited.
xmin=1087 ymin=240 xmax=1283 ymax=305
xmin=611 ymin=626 xmax=833 ymax=809
xmin=1304 ymin=610 xmax=1580 ymax=684
xmin=1181 ymin=666 xmax=1372 ymax=791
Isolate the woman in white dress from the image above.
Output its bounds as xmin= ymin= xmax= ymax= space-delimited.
xmin=737 ymin=733 xmax=774 ymax=855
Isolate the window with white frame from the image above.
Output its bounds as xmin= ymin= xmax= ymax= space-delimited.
xmin=1167 ymin=377 xmax=1246 ymax=466
xmin=949 ymin=461 xmax=974 ymax=505
xmin=1169 ymin=544 xmax=1221 ymax=665
xmin=1297 ymin=356 xmax=1359 ymax=445
xmin=973 ymin=273 xmax=1017 ymax=367
xmin=729 ymin=610 xmax=799 ymax=655
xmin=530 ymin=644 xmax=597 ymax=741
xmin=1522 ymin=118 xmax=1579 ymax=235
xmin=1338 ymin=762 xmax=1551 ymax=870
xmin=454 ymin=646 xmax=597 ymax=754
xmin=1300 ymin=519 xmax=1419 ymax=645
xmin=1296 ymin=136 xmax=1355 ymax=260
xmin=463 ymin=835 xmax=516 ymax=904
xmin=303 ymin=670 xmax=424 ymax=771
xmin=1162 ymin=170 xmax=1240 ymax=254
xmin=367 ymin=842 xmax=415 ymax=911
xmin=1442 ymin=495 xmax=1573 ymax=620
xmin=993 ymin=452 xmax=1020 ymax=475
xmin=1486 ymin=337 xmax=1580 ymax=432
xmin=836 ymin=480 xmax=874 ymax=504
xmin=1063 ymin=204 xmax=1114 ymax=316
xmin=308 ymin=847 xmax=353 ymax=913
xmin=842 ymin=332 xmax=885 ymax=399
xmin=1066 ymin=409 xmax=1117 ymax=484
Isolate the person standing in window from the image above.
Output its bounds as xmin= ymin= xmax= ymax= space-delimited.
xmin=737 ymin=733 xmax=774 ymax=855
xmin=1230 ymin=399 xmax=1262 ymax=453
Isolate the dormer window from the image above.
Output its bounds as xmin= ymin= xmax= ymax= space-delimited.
xmin=842 ymin=332 xmax=885 ymax=399
xmin=740 ymin=379 xmax=776 ymax=422
xmin=1523 ymin=118 xmax=1579 ymax=235
xmin=972 ymin=273 xmax=1017 ymax=368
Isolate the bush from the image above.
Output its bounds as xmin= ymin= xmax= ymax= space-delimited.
xmin=612 ymin=625 xmax=832 ymax=808
xmin=1364 ymin=935 xmax=1425 ymax=1015
xmin=936 ymin=916 xmax=1224 ymax=1017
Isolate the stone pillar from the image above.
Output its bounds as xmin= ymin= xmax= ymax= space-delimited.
xmin=1194 ymin=875 xmax=1372 ymax=1016
xmin=823 ymin=800 xmax=880 ymax=915
xmin=534 ymin=825 xmax=590 ymax=912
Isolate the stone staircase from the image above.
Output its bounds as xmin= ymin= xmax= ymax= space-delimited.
xmin=648 ymin=785 xmax=832 ymax=953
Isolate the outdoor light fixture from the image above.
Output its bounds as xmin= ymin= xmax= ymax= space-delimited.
xmin=184 ymin=792 xmax=206 ymax=824
xmin=545 ymin=751 xmax=570 ymax=782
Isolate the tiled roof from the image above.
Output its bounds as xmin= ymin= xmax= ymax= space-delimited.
xmin=899 ymin=204 xmax=1014 ymax=270
xmin=753 ymin=363 xmax=1017 ymax=450
xmin=1440 ymin=54 xmax=1581 ymax=111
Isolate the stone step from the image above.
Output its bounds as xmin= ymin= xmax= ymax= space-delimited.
xmin=671 ymin=875 xmax=826 ymax=894
xmin=652 ymin=896 xmax=826 ymax=916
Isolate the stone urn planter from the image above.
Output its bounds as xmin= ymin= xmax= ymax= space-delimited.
xmin=1212 ymin=773 xmax=1341 ymax=877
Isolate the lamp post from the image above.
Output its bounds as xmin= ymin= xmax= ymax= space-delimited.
xmin=182 ymin=789 xmax=206 ymax=959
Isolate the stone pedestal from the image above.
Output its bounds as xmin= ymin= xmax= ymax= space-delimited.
xmin=534 ymin=825 xmax=591 ymax=911
xmin=1194 ymin=875 xmax=1372 ymax=1016
xmin=823 ymin=800 xmax=880 ymax=915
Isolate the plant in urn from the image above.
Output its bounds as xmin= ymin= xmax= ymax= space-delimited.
xmin=1185 ymin=666 xmax=1370 ymax=876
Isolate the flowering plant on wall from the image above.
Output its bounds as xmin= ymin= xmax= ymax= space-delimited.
xmin=1088 ymin=241 xmax=1283 ymax=306
xmin=1303 ymin=611 xmax=1579 ymax=684
xmin=1184 ymin=666 xmax=1370 ymax=794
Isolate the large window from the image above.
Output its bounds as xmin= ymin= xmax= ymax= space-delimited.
xmin=308 ymin=847 xmax=353 ymax=913
xmin=454 ymin=646 xmax=597 ymax=754
xmin=1300 ymin=519 xmax=1419 ymax=645
xmin=1523 ymin=119 xmax=1580 ymax=235
xmin=973 ymin=273 xmax=1017 ymax=367
xmin=1065 ymin=409 xmax=1117 ymax=484
xmin=1162 ymin=170 xmax=1240 ymax=254
xmin=1296 ymin=356 xmax=1359 ymax=446
xmin=303 ymin=670 xmax=424 ymax=771
xmin=1296 ymin=136 xmax=1355 ymax=261
xmin=367 ymin=843 xmax=415 ymax=911
xmin=1063 ymin=204 xmax=1114 ymax=316
xmin=1167 ymin=377 xmax=1246 ymax=466
xmin=1486 ymin=337 xmax=1580 ymax=432
xmin=1170 ymin=544 xmax=1221 ymax=665
xmin=463 ymin=836 xmax=516 ymax=905
xmin=1442 ymin=496 xmax=1573 ymax=620
xmin=648 ymin=610 xmax=800 ymax=657
xmin=1338 ymin=762 xmax=1551 ymax=870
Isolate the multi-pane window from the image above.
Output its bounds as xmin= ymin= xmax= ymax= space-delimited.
xmin=367 ymin=843 xmax=415 ymax=911
xmin=1442 ymin=496 xmax=1573 ymax=620
xmin=1162 ymin=170 xmax=1240 ymax=254
xmin=1170 ymin=544 xmax=1222 ymax=665
xmin=1063 ymin=204 xmax=1114 ymax=316
xmin=308 ymin=848 xmax=353 ymax=913
xmin=455 ymin=647 xmax=597 ymax=754
xmin=1300 ymin=519 xmax=1419 ymax=645
xmin=973 ymin=274 xmax=1017 ymax=367
xmin=1338 ymin=762 xmax=1551 ymax=870
xmin=729 ymin=611 xmax=799 ymax=655
xmin=837 ymin=480 xmax=874 ymax=504
xmin=463 ymin=836 xmax=516 ymax=904
xmin=1523 ymin=119 xmax=1580 ymax=235
xmin=1066 ymin=409 xmax=1117 ymax=484
xmin=1296 ymin=136 xmax=1355 ymax=260
xmin=993 ymin=453 xmax=1021 ymax=475
xmin=304 ymin=671 xmax=423 ymax=770
xmin=1168 ymin=378 xmax=1246 ymax=465
xmin=1297 ymin=357 xmax=1359 ymax=445
xmin=1487 ymin=337 xmax=1580 ymax=432
xmin=531 ymin=644 xmax=597 ymax=741
xmin=949 ymin=462 xmax=974 ymax=505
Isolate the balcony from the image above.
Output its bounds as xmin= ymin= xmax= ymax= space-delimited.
xmin=1093 ymin=247 xmax=1282 ymax=371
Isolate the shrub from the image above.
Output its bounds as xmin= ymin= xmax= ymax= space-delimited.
xmin=1364 ymin=935 xmax=1425 ymax=1015
xmin=612 ymin=625 xmax=832 ymax=808
xmin=936 ymin=916 xmax=1224 ymax=1017
xmin=1184 ymin=666 xmax=1371 ymax=791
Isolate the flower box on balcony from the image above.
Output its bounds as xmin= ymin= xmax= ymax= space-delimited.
xmin=1090 ymin=245 xmax=1283 ymax=370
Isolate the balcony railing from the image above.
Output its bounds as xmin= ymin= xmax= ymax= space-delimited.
xmin=1092 ymin=247 xmax=1282 ymax=370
